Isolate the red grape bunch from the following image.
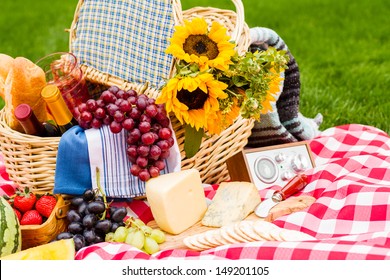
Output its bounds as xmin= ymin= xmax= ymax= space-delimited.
xmin=75 ymin=86 xmax=175 ymax=181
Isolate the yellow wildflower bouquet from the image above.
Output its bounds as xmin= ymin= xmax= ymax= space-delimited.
xmin=156 ymin=18 xmax=289 ymax=157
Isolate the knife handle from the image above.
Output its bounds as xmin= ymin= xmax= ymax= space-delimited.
xmin=274 ymin=173 xmax=308 ymax=200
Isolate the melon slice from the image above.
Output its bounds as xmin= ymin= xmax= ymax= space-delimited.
xmin=0 ymin=238 xmax=75 ymax=260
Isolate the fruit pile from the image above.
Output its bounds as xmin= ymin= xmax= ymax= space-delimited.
xmin=5 ymin=187 xmax=57 ymax=226
xmin=56 ymin=188 xmax=127 ymax=251
xmin=107 ymin=216 xmax=166 ymax=255
xmin=57 ymin=187 xmax=166 ymax=254
xmin=75 ymin=86 xmax=175 ymax=181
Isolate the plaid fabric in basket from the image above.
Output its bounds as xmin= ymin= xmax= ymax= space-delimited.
xmin=72 ymin=124 xmax=390 ymax=260
xmin=71 ymin=0 xmax=175 ymax=89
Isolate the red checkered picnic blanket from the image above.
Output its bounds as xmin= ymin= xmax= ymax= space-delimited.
xmin=2 ymin=124 xmax=390 ymax=259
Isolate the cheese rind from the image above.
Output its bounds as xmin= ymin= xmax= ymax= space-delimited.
xmin=145 ymin=169 xmax=207 ymax=235
xmin=201 ymin=181 xmax=261 ymax=227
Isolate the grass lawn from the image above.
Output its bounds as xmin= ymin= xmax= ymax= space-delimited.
xmin=1 ymin=0 xmax=389 ymax=133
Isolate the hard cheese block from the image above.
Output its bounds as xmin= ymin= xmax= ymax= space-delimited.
xmin=145 ymin=169 xmax=207 ymax=235
xmin=201 ymin=181 xmax=261 ymax=227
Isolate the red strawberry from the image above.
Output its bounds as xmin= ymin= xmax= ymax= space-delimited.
xmin=35 ymin=195 xmax=57 ymax=218
xmin=20 ymin=210 xmax=42 ymax=225
xmin=13 ymin=208 xmax=22 ymax=222
xmin=13 ymin=187 xmax=36 ymax=213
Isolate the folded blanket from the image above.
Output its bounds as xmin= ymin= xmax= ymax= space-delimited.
xmin=85 ymin=125 xmax=180 ymax=199
xmin=54 ymin=126 xmax=92 ymax=196
xmin=54 ymin=125 xmax=181 ymax=199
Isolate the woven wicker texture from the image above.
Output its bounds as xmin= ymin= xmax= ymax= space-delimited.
xmin=0 ymin=109 xmax=59 ymax=192
xmin=0 ymin=0 xmax=254 ymax=191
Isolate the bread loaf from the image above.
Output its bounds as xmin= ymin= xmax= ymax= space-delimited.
xmin=4 ymin=57 xmax=48 ymax=132
xmin=0 ymin=54 xmax=14 ymax=100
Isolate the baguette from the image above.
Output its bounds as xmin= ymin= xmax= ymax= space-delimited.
xmin=4 ymin=57 xmax=48 ymax=132
xmin=0 ymin=54 xmax=14 ymax=100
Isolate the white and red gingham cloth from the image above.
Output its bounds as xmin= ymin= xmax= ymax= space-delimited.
xmin=1 ymin=124 xmax=390 ymax=260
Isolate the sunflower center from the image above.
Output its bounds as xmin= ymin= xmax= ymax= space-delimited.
xmin=183 ymin=35 xmax=219 ymax=59
xmin=177 ymin=88 xmax=208 ymax=110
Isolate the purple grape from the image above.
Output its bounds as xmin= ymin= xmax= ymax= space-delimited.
xmin=91 ymin=118 xmax=102 ymax=129
xmin=128 ymin=128 xmax=142 ymax=144
xmin=149 ymin=145 xmax=162 ymax=159
xmin=129 ymin=107 xmax=142 ymax=120
xmin=154 ymin=160 xmax=165 ymax=171
xmin=113 ymin=110 xmax=125 ymax=123
xmin=106 ymin=104 xmax=119 ymax=117
xmin=119 ymin=99 xmax=131 ymax=113
xmin=157 ymin=140 xmax=170 ymax=151
xmin=86 ymin=99 xmax=98 ymax=112
xmin=109 ymin=121 xmax=122 ymax=134
xmin=130 ymin=164 xmax=141 ymax=176
xmin=126 ymin=145 xmax=138 ymax=158
xmin=136 ymin=156 xmax=148 ymax=168
xmin=141 ymin=132 xmax=155 ymax=145
xmin=101 ymin=90 xmax=114 ymax=104
xmin=159 ymin=127 xmax=172 ymax=140
xmin=122 ymin=118 xmax=135 ymax=130
xmin=108 ymin=86 xmax=119 ymax=94
xmin=94 ymin=107 xmax=106 ymax=119
xmin=137 ymin=145 xmax=150 ymax=157
xmin=80 ymin=111 xmax=93 ymax=123
xmin=140 ymin=114 xmax=151 ymax=123
xmin=145 ymin=104 xmax=158 ymax=117
xmin=149 ymin=166 xmax=160 ymax=178
xmin=78 ymin=102 xmax=88 ymax=113
xmin=138 ymin=169 xmax=151 ymax=182
xmin=139 ymin=121 xmax=151 ymax=133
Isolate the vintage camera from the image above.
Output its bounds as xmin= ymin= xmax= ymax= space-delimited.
xmin=226 ymin=142 xmax=315 ymax=190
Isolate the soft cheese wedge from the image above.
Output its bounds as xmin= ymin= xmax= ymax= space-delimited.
xmin=146 ymin=169 xmax=207 ymax=235
xmin=201 ymin=181 xmax=261 ymax=227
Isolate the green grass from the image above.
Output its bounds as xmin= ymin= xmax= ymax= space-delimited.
xmin=1 ymin=0 xmax=389 ymax=133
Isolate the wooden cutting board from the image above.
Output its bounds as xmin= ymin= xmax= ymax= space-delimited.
xmin=147 ymin=195 xmax=316 ymax=250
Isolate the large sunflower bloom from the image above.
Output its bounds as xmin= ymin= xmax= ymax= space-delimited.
xmin=156 ymin=73 xmax=228 ymax=131
xmin=166 ymin=17 xmax=236 ymax=71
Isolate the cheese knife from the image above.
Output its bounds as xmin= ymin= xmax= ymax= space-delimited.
xmin=254 ymin=173 xmax=309 ymax=218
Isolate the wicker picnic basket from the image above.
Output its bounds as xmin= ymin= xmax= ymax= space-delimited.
xmin=0 ymin=0 xmax=254 ymax=193
xmin=0 ymin=111 xmax=59 ymax=192
xmin=20 ymin=194 xmax=70 ymax=250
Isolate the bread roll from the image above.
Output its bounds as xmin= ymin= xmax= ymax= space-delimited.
xmin=4 ymin=57 xmax=48 ymax=132
xmin=0 ymin=54 xmax=14 ymax=100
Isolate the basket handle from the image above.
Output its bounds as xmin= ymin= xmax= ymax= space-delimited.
xmin=172 ymin=0 xmax=245 ymax=43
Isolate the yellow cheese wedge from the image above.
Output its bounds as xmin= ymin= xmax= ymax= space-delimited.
xmin=146 ymin=169 xmax=207 ymax=235
xmin=201 ymin=181 xmax=261 ymax=227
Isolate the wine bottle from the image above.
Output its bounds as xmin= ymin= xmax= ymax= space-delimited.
xmin=14 ymin=103 xmax=60 ymax=137
xmin=41 ymin=84 xmax=78 ymax=135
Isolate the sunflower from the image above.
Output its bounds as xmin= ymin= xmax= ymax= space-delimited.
xmin=260 ymin=69 xmax=284 ymax=114
xmin=156 ymin=73 xmax=228 ymax=131
xmin=207 ymin=100 xmax=241 ymax=135
xmin=166 ymin=17 xmax=236 ymax=71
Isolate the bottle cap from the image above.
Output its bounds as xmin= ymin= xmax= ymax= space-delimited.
xmin=14 ymin=104 xmax=33 ymax=121
xmin=41 ymin=84 xmax=61 ymax=103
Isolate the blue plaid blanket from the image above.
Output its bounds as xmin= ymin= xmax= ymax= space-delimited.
xmin=71 ymin=0 xmax=176 ymax=89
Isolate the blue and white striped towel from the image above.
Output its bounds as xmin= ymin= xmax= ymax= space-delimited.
xmin=85 ymin=125 xmax=181 ymax=199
